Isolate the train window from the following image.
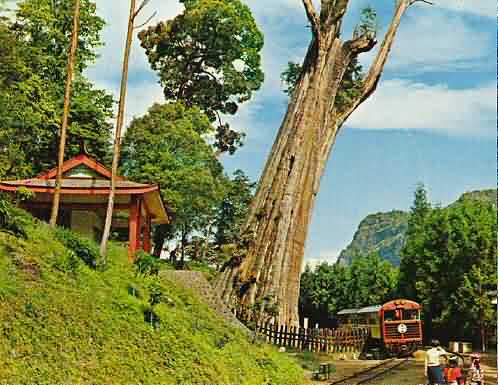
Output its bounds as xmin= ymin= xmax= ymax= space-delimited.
xmin=384 ymin=310 xmax=396 ymax=321
xmin=404 ymin=309 xmax=419 ymax=320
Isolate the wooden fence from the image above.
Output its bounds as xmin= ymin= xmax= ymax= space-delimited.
xmin=254 ymin=322 xmax=370 ymax=354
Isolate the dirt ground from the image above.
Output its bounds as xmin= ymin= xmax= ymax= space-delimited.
xmin=304 ymin=351 xmax=497 ymax=384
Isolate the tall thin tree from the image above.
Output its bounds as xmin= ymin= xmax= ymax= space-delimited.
xmin=99 ymin=0 xmax=155 ymax=261
xmin=49 ymin=0 xmax=81 ymax=227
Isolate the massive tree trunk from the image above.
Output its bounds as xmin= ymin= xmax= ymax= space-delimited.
xmin=215 ymin=0 xmax=428 ymax=326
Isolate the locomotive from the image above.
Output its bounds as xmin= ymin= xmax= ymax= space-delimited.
xmin=337 ymin=299 xmax=423 ymax=357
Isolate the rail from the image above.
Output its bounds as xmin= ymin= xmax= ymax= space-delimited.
xmin=330 ymin=357 xmax=410 ymax=384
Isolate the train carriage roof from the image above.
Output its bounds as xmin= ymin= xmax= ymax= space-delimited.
xmin=338 ymin=300 xmax=420 ymax=316
xmin=357 ymin=305 xmax=382 ymax=314
xmin=337 ymin=305 xmax=381 ymax=315
xmin=382 ymin=299 xmax=421 ymax=310
xmin=337 ymin=308 xmax=360 ymax=315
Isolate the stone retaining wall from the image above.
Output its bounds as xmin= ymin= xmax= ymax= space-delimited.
xmin=160 ymin=270 xmax=249 ymax=333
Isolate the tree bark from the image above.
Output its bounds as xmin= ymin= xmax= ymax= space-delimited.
xmin=49 ymin=0 xmax=80 ymax=227
xmin=215 ymin=0 xmax=424 ymax=326
xmin=100 ymin=0 xmax=149 ymax=261
xmin=153 ymin=235 xmax=165 ymax=257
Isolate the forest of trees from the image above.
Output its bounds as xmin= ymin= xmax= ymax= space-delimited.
xmin=299 ymin=185 xmax=496 ymax=348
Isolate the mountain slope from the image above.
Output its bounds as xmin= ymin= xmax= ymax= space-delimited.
xmin=336 ymin=210 xmax=409 ymax=266
xmin=0 ymin=207 xmax=304 ymax=384
xmin=337 ymin=189 xmax=495 ymax=266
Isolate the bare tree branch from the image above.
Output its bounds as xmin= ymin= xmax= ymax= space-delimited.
xmin=302 ymin=0 xmax=320 ymax=37
xmin=133 ymin=11 xmax=157 ymax=29
xmin=133 ymin=0 xmax=150 ymax=19
xmin=344 ymin=32 xmax=377 ymax=54
xmin=337 ymin=0 xmax=415 ymax=124
xmin=410 ymin=0 xmax=433 ymax=5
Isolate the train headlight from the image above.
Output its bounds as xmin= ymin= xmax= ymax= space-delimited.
xmin=397 ymin=323 xmax=407 ymax=334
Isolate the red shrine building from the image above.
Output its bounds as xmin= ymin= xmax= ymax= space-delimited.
xmin=0 ymin=153 xmax=169 ymax=259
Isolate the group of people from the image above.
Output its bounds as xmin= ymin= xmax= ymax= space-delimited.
xmin=425 ymin=339 xmax=484 ymax=385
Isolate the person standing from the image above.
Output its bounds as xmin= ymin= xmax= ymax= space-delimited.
xmin=467 ymin=353 xmax=484 ymax=385
xmin=444 ymin=356 xmax=463 ymax=385
xmin=425 ymin=339 xmax=447 ymax=385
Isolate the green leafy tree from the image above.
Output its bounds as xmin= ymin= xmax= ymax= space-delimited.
xmin=214 ymin=170 xmax=255 ymax=247
xmin=348 ymin=253 xmax=399 ymax=308
xmin=121 ymin=102 xmax=227 ymax=261
xmin=398 ymin=183 xmax=431 ymax=298
xmin=353 ymin=6 xmax=379 ymax=38
xmin=138 ymin=0 xmax=264 ymax=154
xmin=399 ymin=188 xmax=495 ymax=346
xmin=299 ymin=262 xmax=350 ymax=327
xmin=0 ymin=0 xmax=114 ymax=179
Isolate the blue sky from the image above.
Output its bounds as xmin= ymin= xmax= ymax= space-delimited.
xmin=87 ymin=0 xmax=496 ymax=264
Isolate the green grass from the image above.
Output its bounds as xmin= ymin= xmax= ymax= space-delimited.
xmin=0 ymin=207 xmax=305 ymax=384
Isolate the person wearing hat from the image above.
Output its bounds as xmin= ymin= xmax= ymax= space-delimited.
xmin=424 ymin=339 xmax=447 ymax=385
xmin=444 ymin=356 xmax=463 ymax=385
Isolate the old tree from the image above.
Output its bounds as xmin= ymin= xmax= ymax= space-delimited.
xmin=215 ymin=0 xmax=431 ymax=325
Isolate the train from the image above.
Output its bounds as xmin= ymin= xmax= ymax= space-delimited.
xmin=337 ymin=299 xmax=423 ymax=358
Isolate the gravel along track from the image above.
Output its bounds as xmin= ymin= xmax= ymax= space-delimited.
xmin=330 ymin=358 xmax=411 ymax=384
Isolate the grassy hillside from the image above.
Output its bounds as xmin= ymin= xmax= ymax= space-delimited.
xmin=0 ymin=206 xmax=304 ymax=384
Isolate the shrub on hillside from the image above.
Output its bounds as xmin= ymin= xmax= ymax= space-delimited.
xmin=134 ymin=251 xmax=165 ymax=276
xmin=54 ymin=228 xmax=98 ymax=269
xmin=0 ymin=195 xmax=28 ymax=238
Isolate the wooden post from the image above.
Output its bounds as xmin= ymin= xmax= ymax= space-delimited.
xmin=128 ymin=196 xmax=140 ymax=260
xmin=143 ymin=214 xmax=151 ymax=253
xmin=137 ymin=199 xmax=142 ymax=251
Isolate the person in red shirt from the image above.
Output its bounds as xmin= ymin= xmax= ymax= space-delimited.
xmin=444 ymin=356 xmax=463 ymax=385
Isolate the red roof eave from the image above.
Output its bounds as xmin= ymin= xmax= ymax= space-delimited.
xmin=0 ymin=183 xmax=159 ymax=195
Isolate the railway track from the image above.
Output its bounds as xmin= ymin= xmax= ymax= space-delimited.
xmin=330 ymin=358 xmax=410 ymax=384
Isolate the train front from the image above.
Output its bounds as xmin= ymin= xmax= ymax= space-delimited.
xmin=380 ymin=299 xmax=423 ymax=355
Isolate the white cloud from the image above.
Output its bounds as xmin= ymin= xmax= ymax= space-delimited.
xmin=387 ymin=10 xmax=492 ymax=71
xmin=357 ymin=5 xmax=493 ymax=73
xmin=345 ymin=80 xmax=495 ymax=137
xmin=433 ymin=0 xmax=495 ymax=18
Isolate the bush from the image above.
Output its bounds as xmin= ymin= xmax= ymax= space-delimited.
xmin=134 ymin=251 xmax=162 ymax=276
xmin=54 ymin=228 xmax=98 ymax=268
xmin=51 ymin=249 xmax=80 ymax=274
xmin=0 ymin=196 xmax=27 ymax=238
